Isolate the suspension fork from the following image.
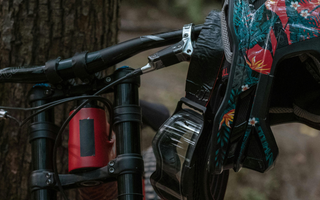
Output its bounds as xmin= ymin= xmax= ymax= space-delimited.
xmin=113 ymin=67 xmax=143 ymax=200
xmin=28 ymin=85 xmax=58 ymax=200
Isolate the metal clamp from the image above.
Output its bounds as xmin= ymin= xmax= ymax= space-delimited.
xmin=30 ymin=170 xmax=55 ymax=191
xmin=180 ymin=23 xmax=194 ymax=58
xmin=142 ymin=23 xmax=195 ymax=74
xmin=0 ymin=109 xmax=7 ymax=119
xmin=108 ymin=154 xmax=144 ymax=176
xmin=30 ymin=154 xmax=144 ymax=190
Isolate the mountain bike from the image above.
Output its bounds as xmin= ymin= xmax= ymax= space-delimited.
xmin=0 ymin=17 xmax=229 ymax=200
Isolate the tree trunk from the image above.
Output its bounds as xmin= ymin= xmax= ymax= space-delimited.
xmin=0 ymin=0 xmax=120 ymax=199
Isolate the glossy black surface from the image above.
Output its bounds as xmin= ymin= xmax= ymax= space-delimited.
xmin=29 ymin=88 xmax=56 ymax=200
xmin=114 ymin=68 xmax=143 ymax=200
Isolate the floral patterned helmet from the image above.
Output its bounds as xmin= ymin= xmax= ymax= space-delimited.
xmin=210 ymin=0 xmax=320 ymax=174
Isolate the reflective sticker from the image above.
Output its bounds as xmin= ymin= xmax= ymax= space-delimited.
xmin=141 ymin=35 xmax=165 ymax=41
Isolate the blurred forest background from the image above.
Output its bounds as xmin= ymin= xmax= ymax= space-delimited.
xmin=1 ymin=0 xmax=319 ymax=199
xmin=119 ymin=1 xmax=320 ymax=200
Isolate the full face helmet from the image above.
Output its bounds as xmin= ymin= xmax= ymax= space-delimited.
xmin=150 ymin=1 xmax=320 ymax=199
xmin=210 ymin=0 xmax=320 ymax=174
xmin=151 ymin=10 xmax=230 ymax=200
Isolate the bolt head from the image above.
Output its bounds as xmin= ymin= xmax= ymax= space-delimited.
xmin=105 ymin=77 xmax=112 ymax=82
xmin=46 ymin=179 xmax=52 ymax=185
xmin=109 ymin=161 xmax=115 ymax=166
xmin=44 ymin=90 xmax=50 ymax=95
xmin=109 ymin=167 xmax=115 ymax=173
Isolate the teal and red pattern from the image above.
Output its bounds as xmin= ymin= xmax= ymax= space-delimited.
xmin=214 ymin=0 xmax=320 ymax=169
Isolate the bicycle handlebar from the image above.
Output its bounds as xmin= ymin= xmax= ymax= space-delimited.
xmin=0 ymin=25 xmax=204 ymax=83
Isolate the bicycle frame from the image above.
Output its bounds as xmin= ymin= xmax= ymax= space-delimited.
xmin=0 ymin=24 xmax=205 ymax=200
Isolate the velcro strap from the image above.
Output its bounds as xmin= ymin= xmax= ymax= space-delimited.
xmin=72 ymin=51 xmax=91 ymax=81
xmin=45 ymin=57 xmax=63 ymax=84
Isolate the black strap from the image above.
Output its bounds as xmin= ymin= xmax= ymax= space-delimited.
xmin=45 ymin=57 xmax=63 ymax=84
xmin=72 ymin=51 xmax=91 ymax=81
xmin=185 ymin=10 xmax=224 ymax=107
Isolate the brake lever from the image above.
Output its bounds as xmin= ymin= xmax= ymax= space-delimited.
xmin=141 ymin=23 xmax=195 ymax=74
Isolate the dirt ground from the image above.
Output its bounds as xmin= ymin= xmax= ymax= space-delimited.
xmin=118 ymin=2 xmax=320 ymax=200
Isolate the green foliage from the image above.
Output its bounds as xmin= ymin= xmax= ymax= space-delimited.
xmin=242 ymin=188 xmax=268 ymax=200
xmin=135 ymin=0 xmax=221 ymax=23
xmin=186 ymin=0 xmax=204 ymax=23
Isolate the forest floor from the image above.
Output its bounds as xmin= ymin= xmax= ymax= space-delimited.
xmin=117 ymin=2 xmax=320 ymax=200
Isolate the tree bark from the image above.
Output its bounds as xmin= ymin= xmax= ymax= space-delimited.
xmin=0 ymin=0 xmax=120 ymax=199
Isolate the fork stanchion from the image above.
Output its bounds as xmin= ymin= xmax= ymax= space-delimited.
xmin=113 ymin=67 xmax=143 ymax=200
xmin=29 ymin=85 xmax=58 ymax=200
